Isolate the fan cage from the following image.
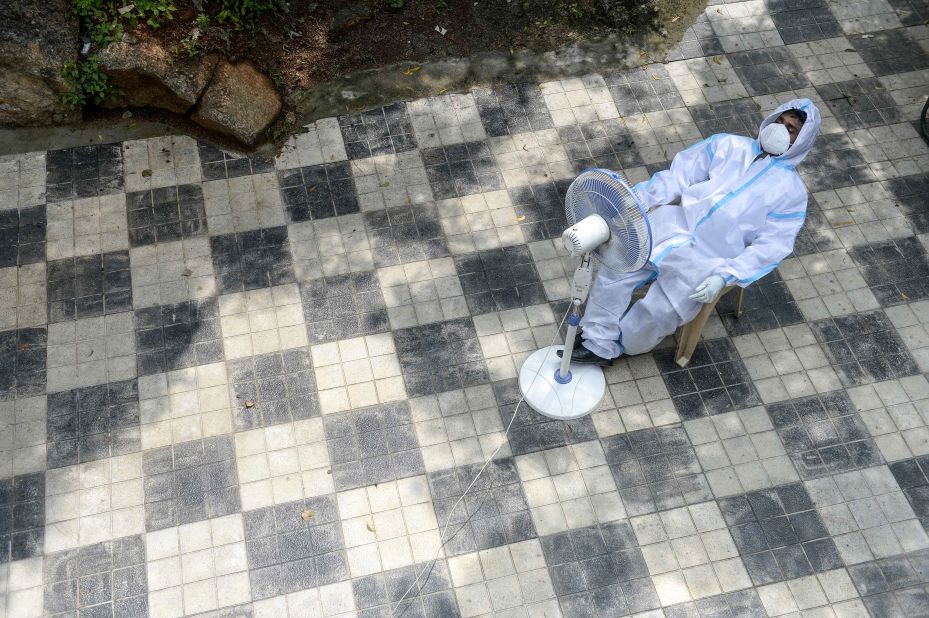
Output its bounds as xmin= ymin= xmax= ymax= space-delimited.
xmin=564 ymin=168 xmax=652 ymax=272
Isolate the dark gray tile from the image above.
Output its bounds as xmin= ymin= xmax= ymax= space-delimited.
xmin=663 ymin=12 xmax=725 ymax=61
xmin=393 ymin=318 xmax=488 ymax=397
xmin=766 ymin=390 xmax=882 ymax=479
xmin=799 ymin=132 xmax=876 ymax=192
xmin=243 ymin=494 xmax=349 ymax=598
xmin=716 ymin=269 xmax=803 ymax=336
xmin=46 ymin=250 xmax=132 ymax=323
xmin=323 ymin=400 xmax=423 ymax=491
xmin=299 ymin=270 xmax=388 ymax=344
xmin=727 ymin=48 xmax=811 ymax=96
xmin=817 ymin=77 xmax=903 ymax=131
xmin=765 ymin=0 xmax=842 ymax=43
xmin=47 ymin=378 xmax=141 ymax=468
xmin=43 ymin=534 xmax=148 ymax=616
xmin=558 ymin=119 xmax=645 ymax=180
xmin=227 ymin=347 xmax=319 ymax=430
xmin=363 ymin=203 xmax=449 ymax=267
xmin=45 ymin=143 xmax=124 ymax=202
xmin=473 ymin=84 xmax=553 ymax=137
xmin=125 ymin=184 xmax=207 ymax=247
xmin=142 ymin=436 xmax=239 ymax=531
xmin=210 ymin=226 xmax=295 ymax=294
xmin=338 ymin=103 xmax=417 ymax=160
xmin=604 ymin=63 xmax=685 ymax=115
xmin=0 ymin=327 xmax=47 ymax=400
xmin=508 ymin=180 xmax=572 ymax=242
xmin=133 ymin=298 xmax=223 ymax=376
xmin=850 ymin=29 xmax=929 ymax=77
xmin=885 ymin=173 xmax=929 ymax=234
xmin=454 ymin=245 xmax=546 ymax=314
xmin=0 ymin=472 xmax=45 ymax=563
xmin=792 ymin=196 xmax=841 ymax=256
xmin=654 ymin=338 xmax=760 ymax=420
xmin=540 ymin=522 xmax=659 ymax=616
xmin=277 ymin=161 xmax=358 ymax=223
xmin=688 ymin=98 xmax=764 ymax=142
xmin=0 ymin=204 xmax=46 ymax=267
xmin=811 ymin=310 xmax=919 ymax=387
xmin=851 ymin=236 xmax=929 ymax=306
xmin=890 ymin=456 xmax=929 ymax=532
xmin=427 ymin=457 xmax=536 ymax=556
xmin=421 ymin=141 xmax=503 ymax=200
xmin=197 ymin=141 xmax=273 ymax=181
xmin=718 ymin=483 xmax=839 ymax=585
xmin=494 ymin=378 xmax=598 ymax=456
xmin=887 ymin=0 xmax=929 ymax=25
xmin=352 ymin=560 xmax=458 ymax=617
xmin=602 ymin=425 xmax=712 ymax=516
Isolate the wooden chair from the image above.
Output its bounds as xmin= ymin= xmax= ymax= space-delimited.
xmin=673 ymin=286 xmax=745 ymax=367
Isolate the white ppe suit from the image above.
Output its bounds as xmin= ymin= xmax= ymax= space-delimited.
xmin=580 ymin=98 xmax=821 ymax=358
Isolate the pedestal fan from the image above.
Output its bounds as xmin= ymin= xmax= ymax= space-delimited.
xmin=519 ymin=168 xmax=652 ymax=420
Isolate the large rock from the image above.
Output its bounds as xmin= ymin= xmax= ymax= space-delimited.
xmin=99 ymin=39 xmax=218 ymax=113
xmin=0 ymin=0 xmax=79 ymax=126
xmin=192 ymin=60 xmax=281 ymax=145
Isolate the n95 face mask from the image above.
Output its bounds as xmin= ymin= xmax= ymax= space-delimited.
xmin=759 ymin=123 xmax=790 ymax=156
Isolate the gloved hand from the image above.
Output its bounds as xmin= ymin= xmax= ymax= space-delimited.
xmin=688 ymin=275 xmax=726 ymax=303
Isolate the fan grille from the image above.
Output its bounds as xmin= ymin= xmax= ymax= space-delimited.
xmin=565 ymin=169 xmax=652 ymax=272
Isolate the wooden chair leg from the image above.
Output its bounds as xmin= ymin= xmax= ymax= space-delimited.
xmin=675 ymin=286 xmax=736 ymax=368
xmin=735 ymin=286 xmax=745 ymax=318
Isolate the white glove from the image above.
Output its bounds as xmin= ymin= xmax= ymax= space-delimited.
xmin=688 ymin=275 xmax=726 ymax=303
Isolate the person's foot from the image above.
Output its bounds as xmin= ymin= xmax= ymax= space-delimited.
xmin=556 ymin=345 xmax=613 ymax=366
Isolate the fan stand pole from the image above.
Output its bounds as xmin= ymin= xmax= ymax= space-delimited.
xmin=518 ymin=253 xmax=606 ymax=420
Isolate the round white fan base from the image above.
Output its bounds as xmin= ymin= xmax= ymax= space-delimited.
xmin=519 ymin=346 xmax=606 ymax=421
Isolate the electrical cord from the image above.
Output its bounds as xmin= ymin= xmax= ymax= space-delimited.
xmin=389 ymin=303 xmax=574 ymax=617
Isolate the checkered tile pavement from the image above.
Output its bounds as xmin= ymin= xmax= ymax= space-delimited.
xmin=1 ymin=3 xmax=928 ymax=615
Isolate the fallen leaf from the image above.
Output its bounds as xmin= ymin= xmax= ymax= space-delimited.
xmin=711 ymin=56 xmax=721 ymax=65
xmin=16 ymin=343 xmax=30 ymax=351
xmin=515 ymin=215 xmax=526 ymax=222
xmin=307 ymin=185 xmax=317 ymax=192
xmin=438 ymin=87 xmax=448 ymax=95
xmin=901 ymin=292 xmax=910 ymax=301
xmin=366 ymin=522 xmax=375 ymax=532
xmin=403 ymin=65 xmax=421 ymax=76
xmin=181 ymin=268 xmax=192 ymax=277
xmin=141 ymin=169 xmax=152 ymax=178
xmin=651 ymin=73 xmax=659 ymax=80
xmin=301 ymin=509 xmax=315 ymax=521
xmin=670 ymin=15 xmax=680 ymax=22
xmin=379 ymin=180 xmax=390 ymax=187
xmin=245 ymin=400 xmax=255 ymax=408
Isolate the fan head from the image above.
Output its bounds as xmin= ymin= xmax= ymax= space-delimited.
xmin=564 ymin=168 xmax=652 ymax=272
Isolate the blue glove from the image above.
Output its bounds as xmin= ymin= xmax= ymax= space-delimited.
xmin=688 ymin=275 xmax=726 ymax=303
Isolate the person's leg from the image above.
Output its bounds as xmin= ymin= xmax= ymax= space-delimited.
xmin=580 ymin=266 xmax=656 ymax=358
xmin=617 ymin=279 xmax=690 ymax=355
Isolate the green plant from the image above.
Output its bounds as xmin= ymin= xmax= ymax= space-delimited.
xmin=216 ymin=0 xmax=288 ymax=30
xmin=132 ymin=0 xmax=177 ymax=27
xmin=435 ymin=0 xmax=448 ymax=10
xmin=386 ymin=0 xmax=405 ymax=9
xmin=60 ymin=54 xmax=120 ymax=108
xmin=267 ymin=67 xmax=284 ymax=89
xmin=196 ymin=12 xmax=210 ymax=30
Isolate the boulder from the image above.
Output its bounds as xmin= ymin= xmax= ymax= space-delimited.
xmin=192 ymin=60 xmax=282 ymax=145
xmin=99 ymin=39 xmax=218 ymax=113
xmin=0 ymin=0 xmax=79 ymax=126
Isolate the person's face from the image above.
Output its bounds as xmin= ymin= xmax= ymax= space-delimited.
xmin=775 ymin=112 xmax=804 ymax=144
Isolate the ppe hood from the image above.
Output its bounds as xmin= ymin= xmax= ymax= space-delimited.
xmin=756 ymin=98 xmax=821 ymax=167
